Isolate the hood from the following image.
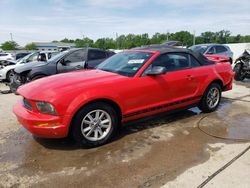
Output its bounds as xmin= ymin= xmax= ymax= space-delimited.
xmin=0 ymin=60 xmax=16 ymax=67
xmin=17 ymin=69 xmax=124 ymax=101
xmin=14 ymin=61 xmax=48 ymax=74
xmin=1 ymin=64 xmax=16 ymax=70
xmin=3 ymin=62 xmax=30 ymax=70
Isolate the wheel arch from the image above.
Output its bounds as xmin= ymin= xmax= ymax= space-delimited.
xmin=6 ymin=68 xmax=14 ymax=78
xmin=201 ymin=78 xmax=224 ymax=96
xmin=30 ymin=73 xmax=47 ymax=80
xmin=68 ymin=98 xmax=122 ymax=136
xmin=209 ymin=79 xmax=224 ymax=90
xmin=6 ymin=68 xmax=14 ymax=75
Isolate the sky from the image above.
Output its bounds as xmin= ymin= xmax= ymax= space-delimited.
xmin=0 ymin=0 xmax=249 ymax=46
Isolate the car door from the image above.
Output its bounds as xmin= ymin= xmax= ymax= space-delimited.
xmin=57 ymin=49 xmax=86 ymax=73
xmin=143 ymin=52 xmax=200 ymax=102
xmin=123 ymin=53 xmax=200 ymax=117
xmin=86 ymin=49 xmax=107 ymax=69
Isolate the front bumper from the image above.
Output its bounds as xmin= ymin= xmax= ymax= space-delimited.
xmin=13 ymin=99 xmax=72 ymax=138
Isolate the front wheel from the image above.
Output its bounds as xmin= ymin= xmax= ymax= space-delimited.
xmin=6 ymin=70 xmax=14 ymax=82
xmin=199 ymin=83 xmax=221 ymax=113
xmin=9 ymin=74 xmax=22 ymax=94
xmin=71 ymin=102 xmax=118 ymax=147
xmin=234 ymin=63 xmax=245 ymax=81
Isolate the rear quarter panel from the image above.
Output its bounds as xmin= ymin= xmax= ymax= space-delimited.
xmin=197 ymin=62 xmax=233 ymax=94
xmin=214 ymin=62 xmax=233 ymax=85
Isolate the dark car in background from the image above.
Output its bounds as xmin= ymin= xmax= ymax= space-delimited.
xmin=10 ymin=48 xmax=115 ymax=92
xmin=189 ymin=44 xmax=233 ymax=63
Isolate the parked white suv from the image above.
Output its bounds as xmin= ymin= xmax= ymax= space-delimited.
xmin=0 ymin=51 xmax=58 ymax=82
xmin=0 ymin=53 xmax=15 ymax=61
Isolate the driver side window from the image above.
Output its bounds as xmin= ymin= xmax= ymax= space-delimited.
xmin=144 ymin=53 xmax=190 ymax=75
xmin=64 ymin=50 xmax=86 ymax=64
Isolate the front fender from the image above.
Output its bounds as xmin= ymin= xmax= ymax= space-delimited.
xmin=64 ymin=88 xmax=124 ymax=118
xmin=14 ymin=65 xmax=32 ymax=74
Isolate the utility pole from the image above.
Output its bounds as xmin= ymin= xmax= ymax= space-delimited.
xmin=10 ymin=33 xmax=13 ymax=41
xmin=10 ymin=33 xmax=16 ymax=54
xmin=193 ymin=30 xmax=196 ymax=45
xmin=116 ymin=32 xmax=119 ymax=49
xmin=166 ymin=30 xmax=169 ymax=41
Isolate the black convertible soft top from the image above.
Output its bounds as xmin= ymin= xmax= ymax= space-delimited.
xmin=131 ymin=45 xmax=214 ymax=66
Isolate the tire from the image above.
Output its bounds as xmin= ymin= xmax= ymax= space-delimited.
xmin=6 ymin=70 xmax=14 ymax=82
xmin=234 ymin=63 xmax=245 ymax=81
xmin=9 ymin=74 xmax=21 ymax=94
xmin=71 ymin=102 xmax=119 ymax=147
xmin=198 ymin=83 xmax=221 ymax=113
xmin=31 ymin=75 xmax=45 ymax=81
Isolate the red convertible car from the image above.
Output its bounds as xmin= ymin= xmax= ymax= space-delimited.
xmin=13 ymin=46 xmax=234 ymax=147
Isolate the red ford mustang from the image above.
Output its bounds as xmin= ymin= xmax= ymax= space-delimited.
xmin=13 ymin=46 xmax=234 ymax=147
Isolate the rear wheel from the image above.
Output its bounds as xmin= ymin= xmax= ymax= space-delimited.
xmin=71 ymin=102 xmax=118 ymax=147
xmin=199 ymin=83 xmax=221 ymax=113
xmin=234 ymin=63 xmax=245 ymax=81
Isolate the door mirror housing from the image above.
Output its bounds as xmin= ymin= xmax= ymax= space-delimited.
xmin=60 ymin=59 xmax=66 ymax=66
xmin=146 ymin=66 xmax=167 ymax=76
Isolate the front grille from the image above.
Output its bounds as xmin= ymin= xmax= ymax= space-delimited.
xmin=23 ymin=98 xmax=32 ymax=111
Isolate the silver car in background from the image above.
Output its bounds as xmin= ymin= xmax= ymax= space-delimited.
xmin=0 ymin=51 xmax=59 ymax=82
xmin=189 ymin=44 xmax=233 ymax=63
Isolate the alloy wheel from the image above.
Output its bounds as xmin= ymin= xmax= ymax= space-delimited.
xmin=81 ymin=110 xmax=112 ymax=141
xmin=207 ymin=87 xmax=220 ymax=109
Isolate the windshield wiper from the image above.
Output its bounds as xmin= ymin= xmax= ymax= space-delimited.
xmin=99 ymin=68 xmax=116 ymax=73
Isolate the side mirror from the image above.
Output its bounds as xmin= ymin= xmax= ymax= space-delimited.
xmin=60 ymin=59 xmax=66 ymax=66
xmin=146 ymin=66 xmax=167 ymax=76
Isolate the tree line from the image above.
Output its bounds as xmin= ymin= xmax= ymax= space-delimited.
xmin=1 ymin=30 xmax=250 ymax=50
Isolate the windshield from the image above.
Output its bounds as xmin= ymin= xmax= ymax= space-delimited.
xmin=16 ymin=52 xmax=37 ymax=64
xmin=189 ymin=45 xmax=209 ymax=54
xmin=47 ymin=50 xmax=69 ymax=62
xmin=97 ymin=51 xmax=153 ymax=77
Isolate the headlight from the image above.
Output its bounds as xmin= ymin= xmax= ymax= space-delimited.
xmin=35 ymin=101 xmax=57 ymax=115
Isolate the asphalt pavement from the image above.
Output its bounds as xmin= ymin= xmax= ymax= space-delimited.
xmin=0 ymin=80 xmax=249 ymax=188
